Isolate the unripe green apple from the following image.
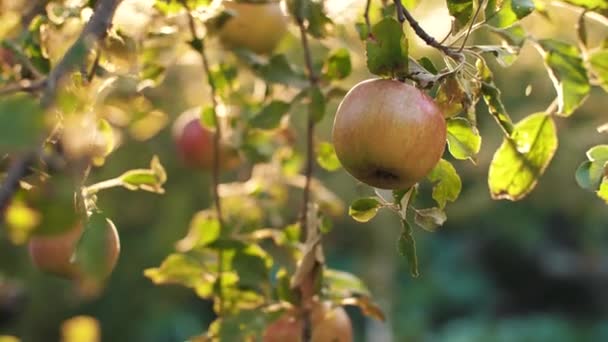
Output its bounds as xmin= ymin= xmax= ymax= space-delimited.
xmin=28 ymin=219 xmax=120 ymax=279
xmin=263 ymin=302 xmax=353 ymax=342
xmin=218 ymin=0 xmax=288 ymax=54
xmin=332 ymin=79 xmax=446 ymax=190
xmin=172 ymin=111 xmax=241 ymax=171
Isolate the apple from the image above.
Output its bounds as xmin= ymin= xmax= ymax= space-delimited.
xmin=172 ymin=111 xmax=241 ymax=170
xmin=28 ymin=219 xmax=120 ymax=279
xmin=332 ymin=78 xmax=446 ymax=190
xmin=264 ymin=302 xmax=353 ymax=342
xmin=218 ymin=0 xmax=288 ymax=55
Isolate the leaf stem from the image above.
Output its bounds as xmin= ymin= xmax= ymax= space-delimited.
xmin=179 ymin=0 xmax=226 ymax=316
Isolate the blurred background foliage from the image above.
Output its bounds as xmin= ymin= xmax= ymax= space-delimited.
xmin=0 ymin=0 xmax=607 ymax=341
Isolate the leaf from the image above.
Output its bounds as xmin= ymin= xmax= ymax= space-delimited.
xmin=471 ymin=45 xmax=519 ymax=67
xmin=588 ymin=49 xmax=608 ymax=92
xmin=366 ymin=18 xmax=408 ymax=78
xmin=319 ymin=215 xmax=333 ymax=233
xmin=348 ymin=197 xmax=382 ymax=223
xmin=75 ymin=213 xmax=116 ymax=282
xmin=478 ymin=60 xmax=514 ymax=135
xmin=246 ymin=54 xmax=307 ymax=88
xmin=598 ymin=177 xmax=608 ymax=204
xmin=538 ymin=39 xmax=590 ymax=115
xmin=486 ymin=0 xmax=535 ymax=28
xmin=309 ymin=86 xmax=326 ymax=123
xmin=324 ymin=268 xmax=371 ymax=297
xmin=200 ymin=106 xmax=216 ymax=129
xmin=249 ymin=101 xmax=290 ymax=130
xmin=144 ymin=252 xmax=216 ymax=298
xmin=176 ymin=211 xmax=221 ymax=251
xmin=488 ymin=113 xmax=558 ymax=200
xmin=447 ymin=0 xmax=474 ymax=31
xmin=232 ymin=247 xmax=271 ymax=289
xmin=446 ymin=117 xmax=482 ymax=161
xmin=305 ymin=1 xmax=334 ymax=38
xmin=561 ymin=0 xmax=607 ymax=9
xmin=486 ymin=24 xmax=527 ymax=47
xmin=587 ymin=145 xmax=608 ymax=162
xmin=316 ymin=141 xmax=341 ymax=171
xmin=575 ymin=161 xmax=605 ymax=190
xmin=436 ymin=75 xmax=466 ymax=118
xmin=397 ymin=220 xmax=418 ymax=277
xmin=119 ymin=156 xmax=167 ymax=193
xmin=0 ymin=93 xmax=44 ymax=152
xmin=323 ymin=48 xmax=351 ymax=80
xmin=61 ymin=316 xmax=100 ymax=342
xmin=427 ymin=159 xmax=462 ymax=209
xmin=341 ymin=296 xmax=386 ymax=321
xmin=414 ymin=207 xmax=447 ymax=232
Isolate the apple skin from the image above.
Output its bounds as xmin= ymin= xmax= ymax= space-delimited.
xmin=219 ymin=1 xmax=288 ymax=55
xmin=173 ymin=112 xmax=241 ymax=171
xmin=332 ymin=78 xmax=446 ymax=190
xmin=28 ymin=220 xmax=120 ymax=279
xmin=263 ymin=302 xmax=353 ymax=342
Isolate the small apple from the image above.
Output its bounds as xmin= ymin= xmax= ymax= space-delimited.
xmin=173 ymin=111 xmax=241 ymax=170
xmin=218 ymin=0 xmax=288 ymax=55
xmin=264 ymin=302 xmax=353 ymax=342
xmin=332 ymin=78 xmax=446 ymax=190
xmin=28 ymin=219 xmax=120 ymax=279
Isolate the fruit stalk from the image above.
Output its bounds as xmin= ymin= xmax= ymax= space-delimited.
xmin=179 ymin=0 xmax=226 ymax=315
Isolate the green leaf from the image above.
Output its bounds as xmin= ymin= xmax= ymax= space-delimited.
xmin=366 ymin=18 xmax=409 ymax=78
xmin=397 ymin=220 xmax=418 ymax=277
xmin=306 ymin=1 xmax=333 ymax=39
xmin=427 ymin=159 xmax=462 ymax=209
xmin=561 ymin=0 xmax=607 ymax=9
xmin=75 ymin=213 xmax=116 ymax=282
xmin=177 ymin=212 xmax=221 ymax=250
xmin=232 ymin=247 xmax=270 ymax=289
xmin=486 ymin=24 xmax=527 ymax=47
xmin=249 ymin=101 xmax=290 ymax=130
xmin=471 ymin=45 xmax=519 ymax=67
xmin=598 ymin=177 xmax=608 ymax=204
xmin=348 ymin=197 xmax=382 ymax=223
xmin=316 ymin=141 xmax=341 ymax=171
xmin=309 ymin=86 xmax=326 ymax=123
xmin=478 ymin=60 xmax=514 ymax=135
xmin=489 ymin=113 xmax=558 ymax=200
xmin=446 ymin=118 xmax=482 ymax=161
xmin=0 ymin=93 xmax=44 ymax=152
xmin=486 ymin=0 xmax=535 ymax=28
xmin=323 ymin=48 xmax=352 ymax=80
xmin=414 ymin=207 xmax=447 ymax=232
xmin=200 ymin=106 xmax=216 ymax=128
xmin=246 ymin=54 xmax=308 ymax=88
xmin=324 ymin=269 xmax=371 ymax=297
xmin=589 ymin=49 xmax=608 ymax=92
xmin=447 ymin=0 xmax=474 ymax=31
xmin=144 ymin=252 xmax=216 ymax=298
xmin=538 ymin=40 xmax=590 ymax=115
xmin=319 ymin=215 xmax=333 ymax=234
xmin=575 ymin=161 xmax=606 ymax=191
xmin=587 ymin=145 xmax=608 ymax=162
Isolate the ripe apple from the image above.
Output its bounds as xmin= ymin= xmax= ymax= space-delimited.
xmin=332 ymin=78 xmax=446 ymax=190
xmin=218 ymin=0 xmax=288 ymax=55
xmin=172 ymin=111 xmax=241 ymax=170
xmin=28 ymin=219 xmax=120 ymax=279
xmin=264 ymin=302 xmax=353 ymax=342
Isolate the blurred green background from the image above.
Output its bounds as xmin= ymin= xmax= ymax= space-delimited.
xmin=1 ymin=0 xmax=608 ymax=341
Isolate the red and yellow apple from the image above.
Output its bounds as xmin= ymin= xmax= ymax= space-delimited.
xmin=172 ymin=111 xmax=241 ymax=170
xmin=28 ymin=219 xmax=120 ymax=279
xmin=218 ymin=0 xmax=288 ymax=55
xmin=332 ymin=78 xmax=446 ymax=190
xmin=264 ymin=302 xmax=353 ymax=342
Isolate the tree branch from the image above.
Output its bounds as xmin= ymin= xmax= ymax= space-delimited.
xmin=393 ymin=0 xmax=463 ymax=62
xmin=0 ymin=0 xmax=122 ymax=220
xmin=0 ymin=79 xmax=46 ymax=96
xmin=179 ymin=0 xmax=226 ymax=315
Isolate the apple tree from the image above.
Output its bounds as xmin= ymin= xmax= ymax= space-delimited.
xmin=0 ymin=0 xmax=606 ymax=340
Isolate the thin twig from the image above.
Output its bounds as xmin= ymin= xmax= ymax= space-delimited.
xmin=179 ymin=0 xmax=226 ymax=315
xmin=0 ymin=152 xmax=36 ymax=213
xmin=393 ymin=0 xmax=463 ymax=62
xmin=364 ymin=0 xmax=373 ymax=37
xmin=459 ymin=0 xmax=485 ymax=52
xmin=41 ymin=0 xmax=122 ymax=107
xmin=0 ymin=79 xmax=46 ymax=96
xmin=296 ymin=13 xmax=320 ymax=342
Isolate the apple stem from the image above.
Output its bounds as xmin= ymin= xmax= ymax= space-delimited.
xmin=296 ymin=14 xmax=321 ymax=342
xmin=393 ymin=0 xmax=464 ymax=62
xmin=180 ymin=0 xmax=226 ymax=315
